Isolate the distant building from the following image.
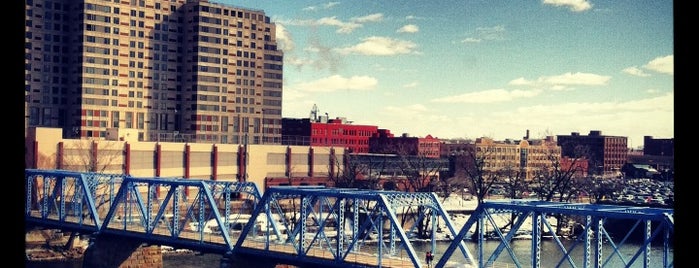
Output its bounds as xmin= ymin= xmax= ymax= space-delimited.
xmin=342 ymin=153 xmax=450 ymax=192
xmin=557 ymin=130 xmax=627 ymax=177
xmin=643 ymin=136 xmax=674 ymax=157
xmin=622 ymin=136 xmax=674 ymax=180
xmin=369 ymin=133 xmax=441 ymax=158
xmin=441 ymin=135 xmax=565 ymax=180
xmin=281 ymin=116 xmax=387 ymax=154
xmin=621 ymin=163 xmax=661 ymax=179
xmin=559 ymin=156 xmax=589 ymax=178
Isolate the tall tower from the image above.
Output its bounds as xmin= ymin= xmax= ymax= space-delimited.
xmin=24 ymin=0 xmax=283 ymax=145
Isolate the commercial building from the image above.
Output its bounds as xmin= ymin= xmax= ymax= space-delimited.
xmin=624 ymin=136 xmax=674 ymax=180
xmin=368 ymin=133 xmax=441 ymax=159
xmin=25 ymin=0 xmax=283 ymax=145
xmin=441 ymin=135 xmax=566 ymax=180
xmin=282 ymin=115 xmax=386 ymax=154
xmin=643 ymin=136 xmax=674 ymax=157
xmin=26 ymin=127 xmax=344 ymax=193
xmin=557 ymin=130 xmax=627 ymax=176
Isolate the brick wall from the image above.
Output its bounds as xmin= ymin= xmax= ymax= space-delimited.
xmin=82 ymin=235 xmax=162 ymax=268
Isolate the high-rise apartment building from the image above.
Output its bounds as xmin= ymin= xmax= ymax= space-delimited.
xmin=24 ymin=0 xmax=283 ymax=145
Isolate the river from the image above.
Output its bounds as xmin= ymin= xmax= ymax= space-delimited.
xmin=167 ymin=238 xmax=674 ymax=268
xmin=28 ymin=238 xmax=671 ymax=268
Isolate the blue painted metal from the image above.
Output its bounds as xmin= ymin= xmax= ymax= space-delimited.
xmin=437 ymin=199 xmax=674 ymax=268
xmin=233 ymin=186 xmax=469 ymax=268
xmin=25 ymin=169 xmax=122 ymax=233
xmin=26 ymin=169 xmax=674 ymax=268
xmin=26 ymin=169 xmax=263 ymax=253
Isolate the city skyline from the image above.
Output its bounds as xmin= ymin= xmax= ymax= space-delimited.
xmin=218 ymin=0 xmax=674 ymax=148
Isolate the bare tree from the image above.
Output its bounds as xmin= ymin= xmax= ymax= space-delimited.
xmin=497 ymin=164 xmax=529 ymax=231
xmin=328 ymin=153 xmax=387 ymax=190
xmin=533 ymin=145 xmax=588 ymax=203
xmin=42 ymin=139 xmax=125 ymax=251
xmin=500 ymin=164 xmax=529 ymax=199
xmin=393 ymin=151 xmax=449 ymax=239
xmin=581 ymin=176 xmax=625 ymax=204
xmin=531 ymin=142 xmax=589 ymax=236
xmin=455 ymin=141 xmax=501 ymax=241
xmin=460 ymin=143 xmax=500 ymax=205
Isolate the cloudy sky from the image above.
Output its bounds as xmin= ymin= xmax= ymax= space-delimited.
xmin=216 ymin=0 xmax=673 ymax=148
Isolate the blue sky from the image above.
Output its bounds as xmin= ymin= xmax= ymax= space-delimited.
xmin=216 ymin=0 xmax=673 ymax=148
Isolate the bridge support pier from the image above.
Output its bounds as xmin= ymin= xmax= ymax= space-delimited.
xmin=82 ymin=234 xmax=162 ymax=268
xmin=220 ymin=253 xmax=296 ymax=268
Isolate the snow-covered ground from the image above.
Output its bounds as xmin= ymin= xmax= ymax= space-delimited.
xmin=433 ymin=194 xmax=560 ymax=240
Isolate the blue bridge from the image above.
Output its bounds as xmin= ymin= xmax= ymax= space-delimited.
xmin=25 ymin=169 xmax=674 ymax=268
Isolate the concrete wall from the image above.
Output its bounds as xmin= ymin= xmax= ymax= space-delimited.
xmin=26 ymin=127 xmax=345 ymax=193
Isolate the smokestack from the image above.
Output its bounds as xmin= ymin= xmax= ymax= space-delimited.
xmin=524 ymin=129 xmax=530 ymax=140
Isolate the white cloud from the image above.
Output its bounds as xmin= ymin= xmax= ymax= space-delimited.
xmin=471 ymin=92 xmax=674 ymax=142
xmin=403 ymin=81 xmax=419 ymax=88
xmin=508 ymin=77 xmax=534 ymax=86
xmin=385 ymin=104 xmax=429 ymax=114
xmin=316 ymin=17 xmax=362 ymax=34
xmin=405 ymin=15 xmax=425 ymax=20
xmin=275 ymin=24 xmax=294 ymax=51
xmin=542 ymin=72 xmax=611 ymax=86
xmin=431 ymin=88 xmax=542 ymax=104
xmin=542 ymin=0 xmax=593 ymax=12
xmin=511 ymin=72 xmax=611 ymax=90
xmin=278 ymin=13 xmax=383 ymax=34
xmin=335 ymin=36 xmax=419 ymax=56
xmin=475 ymin=25 xmax=506 ymax=41
xmin=622 ymin=66 xmax=651 ymax=77
xmin=461 ymin=37 xmax=482 ymax=43
xmin=284 ymin=56 xmax=315 ymax=68
xmin=303 ymin=2 xmax=340 ymax=11
xmin=351 ymin=13 xmax=384 ymax=23
xmin=461 ymin=25 xmax=505 ymax=44
xmin=643 ymin=55 xmax=673 ymax=75
xmin=294 ymin=75 xmax=378 ymax=92
xmin=397 ymin=24 xmax=419 ymax=33
xmin=324 ymin=2 xmax=340 ymax=9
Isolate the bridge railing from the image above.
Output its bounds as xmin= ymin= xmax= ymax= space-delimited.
xmin=25 ymin=169 xmax=263 ymax=252
xmin=26 ymin=169 xmax=674 ymax=268
xmin=437 ymin=200 xmax=674 ymax=268
xmin=233 ymin=186 xmax=475 ymax=268
xmin=25 ymin=169 xmax=123 ymax=232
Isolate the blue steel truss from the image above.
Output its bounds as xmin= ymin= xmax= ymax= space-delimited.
xmin=437 ymin=199 xmax=674 ymax=268
xmin=25 ymin=169 xmax=123 ymax=233
xmin=233 ymin=186 xmax=470 ymax=268
xmin=26 ymin=169 xmax=674 ymax=268
xmin=25 ymin=169 xmax=262 ymax=252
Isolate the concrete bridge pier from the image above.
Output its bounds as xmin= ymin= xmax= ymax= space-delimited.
xmin=82 ymin=234 xmax=162 ymax=268
xmin=220 ymin=252 xmax=297 ymax=268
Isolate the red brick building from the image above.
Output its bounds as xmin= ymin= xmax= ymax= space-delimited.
xmin=369 ymin=133 xmax=441 ymax=158
xmin=282 ymin=117 xmax=388 ymax=154
xmin=557 ymin=130 xmax=627 ymax=177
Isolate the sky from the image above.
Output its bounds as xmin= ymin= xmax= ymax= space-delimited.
xmin=216 ymin=0 xmax=674 ymax=149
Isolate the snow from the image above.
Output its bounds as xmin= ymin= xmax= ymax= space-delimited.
xmin=433 ymin=194 xmax=559 ymax=240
